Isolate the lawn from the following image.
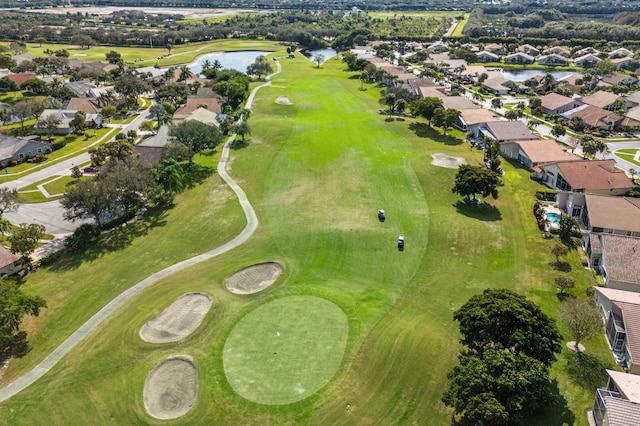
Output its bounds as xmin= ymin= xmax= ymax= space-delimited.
xmin=613 ymin=148 xmax=640 ymax=167
xmin=0 ymin=53 xmax=610 ymax=425
xmin=17 ymin=175 xmax=88 ymax=203
xmin=449 ymin=13 xmax=469 ymax=38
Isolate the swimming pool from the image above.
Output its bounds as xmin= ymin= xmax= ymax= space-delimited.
xmin=545 ymin=212 xmax=560 ymax=225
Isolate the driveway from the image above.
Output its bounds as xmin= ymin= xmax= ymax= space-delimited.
xmin=4 ymin=200 xmax=88 ymax=236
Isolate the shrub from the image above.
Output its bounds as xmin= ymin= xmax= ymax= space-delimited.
xmin=52 ymin=140 xmax=67 ymax=151
xmin=9 ymin=160 xmax=17 ymax=167
xmin=0 ymin=163 xmax=5 ymax=169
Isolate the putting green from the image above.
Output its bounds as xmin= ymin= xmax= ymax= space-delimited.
xmin=223 ymin=296 xmax=348 ymax=405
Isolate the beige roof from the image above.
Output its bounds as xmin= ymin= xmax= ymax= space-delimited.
xmin=602 ymin=235 xmax=640 ymax=285
xmin=626 ymin=91 xmax=640 ymax=104
xmin=555 ymin=160 xmax=634 ymax=191
xmin=0 ymin=244 xmax=19 ymax=269
xmin=184 ymin=107 xmax=219 ymax=126
xmin=565 ymin=105 xmax=622 ymax=128
xmin=66 ymin=98 xmax=101 ymax=114
xmin=440 ymin=96 xmax=478 ymax=111
xmin=461 ymin=65 xmax=487 ymax=77
xmin=586 ymin=195 xmax=640 ymax=233
xmin=607 ymin=370 xmax=640 ymax=403
xmin=541 ymin=93 xmax=578 ymax=111
xmin=418 ymin=87 xmax=446 ymax=99
xmin=581 ymin=91 xmax=624 ymax=109
xmin=558 ymin=72 xmax=584 ymax=85
xmin=595 ymin=286 xmax=640 ymax=306
xmin=574 ymin=53 xmax=601 ymax=64
xmin=604 ymin=396 xmax=640 ymax=426
xmin=174 ymin=97 xmax=221 ymax=117
xmin=484 ymin=121 xmax=538 ymax=141
xmin=459 ymin=109 xmax=499 ymax=126
xmin=510 ymin=139 xmax=577 ymax=164
xmin=625 ymin=105 xmax=640 ymax=121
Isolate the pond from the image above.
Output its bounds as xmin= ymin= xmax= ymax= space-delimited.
xmin=496 ymin=69 xmax=574 ymax=82
xmin=188 ymin=50 xmax=273 ymax=75
xmin=302 ymin=48 xmax=338 ymax=62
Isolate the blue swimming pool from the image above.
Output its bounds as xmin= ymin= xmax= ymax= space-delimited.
xmin=545 ymin=212 xmax=560 ymax=225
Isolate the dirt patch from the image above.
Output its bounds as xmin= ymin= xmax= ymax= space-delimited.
xmin=140 ymin=293 xmax=212 ymax=343
xmin=225 ymin=262 xmax=283 ymax=294
xmin=431 ymin=153 xmax=467 ymax=169
xmin=144 ymin=355 xmax=198 ymax=420
xmin=275 ymin=96 xmax=293 ymax=105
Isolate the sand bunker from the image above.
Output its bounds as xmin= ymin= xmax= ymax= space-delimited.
xmin=140 ymin=293 xmax=212 ymax=343
xmin=431 ymin=153 xmax=467 ymax=169
xmin=225 ymin=262 xmax=283 ymax=294
xmin=144 ymin=355 xmax=198 ymax=420
xmin=275 ymin=96 xmax=293 ymax=105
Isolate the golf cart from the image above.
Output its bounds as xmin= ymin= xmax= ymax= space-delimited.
xmin=397 ymin=235 xmax=405 ymax=251
xmin=378 ymin=209 xmax=386 ymax=222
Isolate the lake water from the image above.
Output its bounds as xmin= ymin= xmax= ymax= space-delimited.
xmin=302 ymin=48 xmax=338 ymax=62
xmin=188 ymin=50 xmax=273 ymax=75
xmin=497 ymin=69 xmax=574 ymax=82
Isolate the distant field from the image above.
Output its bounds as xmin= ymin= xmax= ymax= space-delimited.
xmin=450 ymin=13 xmax=469 ymax=38
xmin=368 ymin=11 xmax=462 ymax=19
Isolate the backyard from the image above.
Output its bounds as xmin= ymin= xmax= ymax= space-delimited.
xmin=0 ymin=52 xmax=612 ymax=424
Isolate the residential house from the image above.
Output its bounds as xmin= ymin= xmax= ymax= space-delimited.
xmin=0 ymin=135 xmax=51 ymax=166
xmin=11 ymin=53 xmax=34 ymax=65
xmin=478 ymin=120 xmax=539 ymax=143
xmin=66 ymin=98 xmax=101 ymax=115
xmin=543 ymin=46 xmax=571 ymax=56
xmin=455 ymin=109 xmax=500 ymax=136
xmin=504 ymin=52 xmax=534 ymax=65
xmin=592 ymin=369 xmax=640 ymax=426
xmin=518 ymin=44 xmax=540 ymax=56
xmin=558 ymin=72 xmax=588 ymax=92
xmin=567 ymin=194 xmax=640 ymax=237
xmin=599 ymin=235 xmax=640 ymax=293
xmin=460 ymin=65 xmax=487 ymax=84
xmin=540 ymin=93 xmax=584 ymax=115
xmin=87 ymin=85 xmax=117 ymax=99
xmin=134 ymin=125 xmax=171 ymax=166
xmin=426 ymin=40 xmax=449 ymax=53
xmin=477 ymin=51 xmax=499 ymax=63
xmin=609 ymin=47 xmax=635 ymax=59
xmin=581 ymin=91 xmax=635 ymax=112
xmin=537 ymin=54 xmax=570 ymax=66
xmin=563 ymin=105 xmax=623 ymax=130
xmin=538 ymin=159 xmax=634 ymax=194
xmin=6 ymin=72 xmax=36 ymax=87
xmin=36 ymin=109 xmax=103 ymax=135
xmin=461 ymin=43 xmax=480 ymax=53
xmin=482 ymin=72 xmax=512 ymax=95
xmin=574 ymin=53 xmax=602 ymax=68
xmin=0 ymin=244 xmax=21 ymax=277
xmin=599 ymin=72 xmax=638 ymax=88
xmin=500 ymin=139 xmax=576 ymax=169
xmin=63 ymin=80 xmax=98 ymax=98
xmin=416 ymin=86 xmax=447 ymax=99
xmin=483 ymin=43 xmax=506 ymax=55
xmin=183 ymin=107 xmax=219 ymax=127
xmin=173 ymin=96 xmax=222 ymax=123
xmin=612 ymin=56 xmax=637 ymax=69
xmin=439 ymin=95 xmax=478 ymax=111
xmin=407 ymin=77 xmax=438 ymax=97
xmin=574 ymin=47 xmax=600 ymax=57
xmin=134 ymin=66 xmax=167 ymax=81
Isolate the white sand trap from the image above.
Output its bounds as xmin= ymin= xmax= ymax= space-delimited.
xmin=144 ymin=355 xmax=198 ymax=420
xmin=72 ymin=53 xmax=88 ymax=57
xmin=275 ymin=96 xmax=293 ymax=105
xmin=431 ymin=153 xmax=468 ymax=169
xmin=225 ymin=262 xmax=283 ymax=294
xmin=140 ymin=293 xmax=212 ymax=343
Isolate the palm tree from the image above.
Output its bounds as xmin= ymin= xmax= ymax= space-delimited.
xmin=542 ymin=72 xmax=556 ymax=93
xmin=201 ymin=59 xmax=212 ymax=71
xmin=178 ymin=65 xmax=194 ymax=82
xmin=360 ymin=70 xmax=369 ymax=90
xmin=212 ymin=59 xmax=222 ymax=70
xmin=231 ymin=121 xmax=251 ymax=141
xmin=153 ymin=159 xmax=184 ymax=204
xmin=96 ymin=89 xmax=117 ymax=107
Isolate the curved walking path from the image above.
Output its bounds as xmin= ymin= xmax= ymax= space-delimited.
xmin=0 ymin=59 xmax=282 ymax=403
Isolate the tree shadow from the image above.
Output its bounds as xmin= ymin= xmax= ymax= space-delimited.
xmin=551 ymin=260 xmax=572 ymax=272
xmin=183 ymin=163 xmax=214 ymax=188
xmin=408 ymin=122 xmax=463 ymax=145
xmin=556 ymin=292 xmax=576 ymax=302
xmin=0 ymin=331 xmax=31 ymax=364
xmin=453 ymin=199 xmax=502 ymax=221
xmin=566 ymin=351 xmax=611 ymax=390
xmin=524 ymin=379 xmax=575 ymax=426
xmin=230 ymin=139 xmax=249 ymax=150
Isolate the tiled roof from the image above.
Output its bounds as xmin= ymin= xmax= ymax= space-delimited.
xmin=586 ymin=195 xmax=640 ymax=233
xmin=596 ymin=287 xmax=640 ymax=306
xmin=459 ymin=109 xmax=499 ymax=126
xmin=66 ymin=98 xmax=101 ymax=114
xmin=440 ymin=96 xmax=478 ymax=111
xmin=511 ymin=139 xmax=576 ymax=164
xmin=555 ymin=160 xmax=633 ymax=191
xmin=564 ymin=104 xmax=622 ymax=128
xmin=607 ymin=370 xmax=640 ymax=403
xmin=581 ymin=91 xmax=624 ymax=109
xmin=604 ymin=396 xmax=640 ymax=426
xmin=601 ymin=235 xmax=640 ymax=286
xmin=6 ymin=72 xmax=36 ymax=86
xmin=541 ymin=93 xmax=578 ymax=111
xmin=174 ymin=97 xmax=221 ymax=116
xmin=485 ymin=121 xmax=539 ymax=141
xmin=0 ymin=244 xmax=19 ymax=269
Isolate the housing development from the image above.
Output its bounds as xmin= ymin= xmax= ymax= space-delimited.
xmin=0 ymin=2 xmax=639 ymax=425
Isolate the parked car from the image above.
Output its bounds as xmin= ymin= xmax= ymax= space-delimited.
xmin=83 ymin=166 xmax=97 ymax=173
xmin=378 ymin=209 xmax=386 ymax=222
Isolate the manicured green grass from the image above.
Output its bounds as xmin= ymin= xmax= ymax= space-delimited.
xmin=223 ymin=296 xmax=348 ymax=405
xmin=0 ymin=53 xmax=609 ymax=425
xmin=449 ymin=14 xmax=469 ymax=38
xmin=614 ymin=148 xmax=640 ymax=166
xmin=369 ymin=11 xmax=461 ymax=19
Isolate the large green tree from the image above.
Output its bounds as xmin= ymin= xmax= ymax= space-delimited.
xmin=408 ymin=97 xmax=443 ymax=125
xmin=153 ymin=159 xmax=185 ymax=204
xmin=9 ymin=223 xmax=45 ymax=271
xmin=453 ymin=288 xmax=562 ymax=366
xmin=246 ymin=55 xmax=273 ymax=79
xmin=432 ymin=108 xmax=461 ymax=136
xmin=0 ymin=277 xmax=46 ymax=363
xmin=452 ymin=164 xmax=502 ymax=201
xmin=169 ymin=120 xmax=223 ymax=163
xmin=561 ymin=297 xmax=601 ymax=352
xmin=442 ymin=344 xmax=552 ymax=425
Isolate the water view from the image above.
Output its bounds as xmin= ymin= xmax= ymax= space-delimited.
xmin=497 ymin=69 xmax=574 ymax=82
xmin=188 ymin=50 xmax=273 ymax=75
xmin=302 ymin=48 xmax=338 ymax=62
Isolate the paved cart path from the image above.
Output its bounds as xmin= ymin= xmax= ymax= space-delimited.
xmin=0 ymin=59 xmax=281 ymax=403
